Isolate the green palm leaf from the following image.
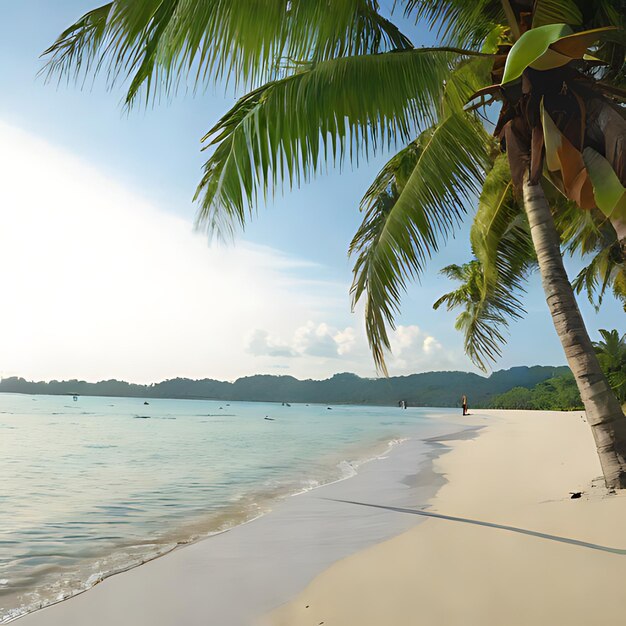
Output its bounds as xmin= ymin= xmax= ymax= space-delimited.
xmin=195 ymin=48 xmax=478 ymax=237
xmin=43 ymin=0 xmax=414 ymax=105
xmin=349 ymin=111 xmax=491 ymax=373
xmin=470 ymin=154 xmax=533 ymax=296
xmin=593 ymin=329 xmax=626 ymax=401
xmin=433 ymin=260 xmax=524 ymax=371
xmin=402 ymin=1 xmax=505 ymax=48
xmin=573 ymin=244 xmax=626 ymax=311
xmin=532 ymin=0 xmax=583 ymax=27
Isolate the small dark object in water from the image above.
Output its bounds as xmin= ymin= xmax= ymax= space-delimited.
xmin=305 ymin=605 xmax=309 ymax=609
xmin=327 ymin=407 xmax=332 ymax=410
xmin=219 ymin=407 xmax=223 ymax=410
xmin=264 ymin=417 xmax=275 ymax=421
xmin=134 ymin=416 xmax=151 ymax=419
xmin=144 ymin=401 xmax=149 ymax=405
xmin=570 ymin=491 xmax=582 ymax=499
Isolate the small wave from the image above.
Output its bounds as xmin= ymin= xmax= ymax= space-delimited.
xmin=337 ymin=460 xmax=358 ymax=479
xmin=288 ymin=436 xmax=411 ymax=498
xmin=84 ymin=445 xmax=118 ymax=449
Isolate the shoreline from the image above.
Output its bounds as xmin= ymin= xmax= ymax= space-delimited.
xmin=266 ymin=409 xmax=626 ymax=626
xmin=11 ymin=413 xmax=474 ymax=625
xmin=1 ymin=431 xmax=432 ymax=623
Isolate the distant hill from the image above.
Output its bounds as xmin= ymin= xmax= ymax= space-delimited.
xmin=0 ymin=366 xmax=570 ymax=408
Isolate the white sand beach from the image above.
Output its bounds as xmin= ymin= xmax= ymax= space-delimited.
xmin=266 ymin=409 xmax=626 ymax=626
xmin=15 ymin=409 xmax=626 ymax=626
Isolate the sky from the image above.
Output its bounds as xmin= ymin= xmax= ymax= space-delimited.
xmin=0 ymin=1 xmax=622 ymax=384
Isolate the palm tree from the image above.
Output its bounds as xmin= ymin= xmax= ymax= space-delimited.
xmin=593 ymin=329 xmax=626 ymax=403
xmin=44 ymin=1 xmax=626 ymax=487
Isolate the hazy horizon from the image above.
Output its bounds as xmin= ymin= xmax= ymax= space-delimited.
xmin=1 ymin=363 xmax=569 ymax=388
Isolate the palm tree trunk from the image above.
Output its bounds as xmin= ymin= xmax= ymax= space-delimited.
xmin=523 ymin=176 xmax=626 ymax=490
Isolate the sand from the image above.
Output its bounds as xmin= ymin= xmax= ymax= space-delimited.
xmin=265 ymin=409 xmax=626 ymax=626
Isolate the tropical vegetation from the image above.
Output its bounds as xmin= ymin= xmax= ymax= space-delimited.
xmin=44 ymin=1 xmax=626 ymax=487
xmin=490 ymin=372 xmax=583 ymax=410
xmin=594 ymin=329 xmax=626 ymax=403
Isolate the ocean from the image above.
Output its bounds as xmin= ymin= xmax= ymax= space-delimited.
xmin=0 ymin=392 xmax=454 ymax=622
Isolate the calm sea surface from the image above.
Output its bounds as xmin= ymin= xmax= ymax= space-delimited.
xmin=0 ymin=393 xmax=450 ymax=622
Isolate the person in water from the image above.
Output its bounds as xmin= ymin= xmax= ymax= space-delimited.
xmin=461 ymin=395 xmax=468 ymax=416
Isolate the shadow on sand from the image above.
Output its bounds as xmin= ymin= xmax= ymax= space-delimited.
xmin=324 ymin=498 xmax=626 ymax=555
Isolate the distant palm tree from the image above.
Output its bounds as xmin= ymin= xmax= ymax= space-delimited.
xmin=433 ymin=260 xmax=527 ymax=372
xmin=594 ymin=329 xmax=626 ymax=403
xmin=44 ymin=1 xmax=626 ymax=486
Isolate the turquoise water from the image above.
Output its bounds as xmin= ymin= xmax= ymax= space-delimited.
xmin=0 ymin=393 xmax=448 ymax=622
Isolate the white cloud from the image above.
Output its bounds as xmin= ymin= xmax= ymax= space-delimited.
xmin=294 ymin=322 xmax=341 ymax=358
xmin=387 ymin=325 xmax=452 ymax=373
xmin=423 ymin=335 xmax=442 ymax=354
xmin=334 ymin=327 xmax=357 ymax=356
xmin=244 ymin=321 xmax=453 ymax=375
xmin=246 ymin=322 xmax=361 ymax=361
xmin=246 ymin=329 xmax=298 ymax=358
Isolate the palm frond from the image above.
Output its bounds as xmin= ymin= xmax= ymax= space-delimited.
xmin=402 ymin=0 xmax=506 ymax=48
xmin=349 ymin=111 xmax=492 ymax=373
xmin=433 ymin=259 xmax=526 ymax=372
xmin=436 ymin=154 xmax=537 ymax=371
xmin=553 ymin=195 xmax=604 ymax=255
xmin=593 ymin=328 xmax=626 ymax=401
xmin=195 ymin=48 xmax=480 ymax=237
xmin=580 ymin=0 xmax=626 ymax=84
xmin=43 ymin=0 xmax=415 ymax=105
xmin=553 ymin=193 xmax=626 ymax=311
xmin=532 ymin=0 xmax=582 ymax=27
xmin=41 ymin=3 xmax=114 ymax=83
xmin=441 ymin=56 xmax=495 ymax=114
xmin=572 ymin=242 xmax=626 ymax=311
xmin=470 ymin=154 xmax=534 ymax=297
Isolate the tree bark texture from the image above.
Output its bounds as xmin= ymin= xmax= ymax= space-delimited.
xmin=523 ymin=177 xmax=626 ymax=490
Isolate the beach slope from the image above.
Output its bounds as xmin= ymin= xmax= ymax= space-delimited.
xmin=266 ymin=409 xmax=626 ymax=626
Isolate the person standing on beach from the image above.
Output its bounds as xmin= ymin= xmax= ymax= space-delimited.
xmin=461 ymin=395 xmax=468 ymax=416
